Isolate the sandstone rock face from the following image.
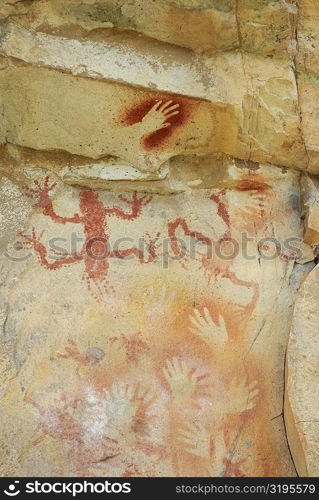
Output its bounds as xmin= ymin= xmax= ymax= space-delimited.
xmin=285 ymin=264 xmax=319 ymax=477
xmin=296 ymin=0 xmax=319 ymax=174
xmin=301 ymin=175 xmax=319 ymax=247
xmin=0 ymin=21 xmax=307 ymax=174
xmin=0 ymin=0 xmax=318 ymax=478
xmin=0 ymin=0 xmax=298 ymax=55
xmin=0 ymin=162 xmax=300 ymax=476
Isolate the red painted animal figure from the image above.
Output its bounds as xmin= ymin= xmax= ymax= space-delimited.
xmin=24 ymin=390 xmax=122 ymax=476
xmin=25 ymin=391 xmax=85 ymax=447
xmin=20 ymin=177 xmax=160 ymax=300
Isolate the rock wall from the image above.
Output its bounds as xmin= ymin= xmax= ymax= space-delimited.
xmin=0 ymin=0 xmax=318 ymax=477
xmin=285 ymin=264 xmax=319 ymax=477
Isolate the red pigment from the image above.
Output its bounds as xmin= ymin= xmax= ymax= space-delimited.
xmin=235 ymin=180 xmax=270 ymax=192
xmin=121 ymin=95 xmax=193 ymax=151
xmin=20 ymin=178 xmax=156 ymax=301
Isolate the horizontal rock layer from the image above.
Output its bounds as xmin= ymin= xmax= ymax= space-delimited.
xmin=0 ymin=0 xmax=319 ymax=479
xmin=285 ymin=264 xmax=319 ymax=477
xmin=0 ymin=0 xmax=318 ymax=178
xmin=0 ymin=20 xmax=311 ymax=177
xmin=0 ymin=0 xmax=298 ymax=55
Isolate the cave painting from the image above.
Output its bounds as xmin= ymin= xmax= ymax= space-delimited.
xmin=8 ymin=169 xmax=297 ymax=477
xmin=19 ymin=177 xmax=160 ymax=300
xmin=18 ymin=175 xmax=261 ymax=315
xmin=167 ymin=187 xmax=260 ymax=329
xmin=24 ymin=301 xmax=260 ymax=477
xmin=115 ymin=93 xmax=212 ymax=170
xmin=121 ymin=98 xmax=188 ymax=151
xmin=1 ymin=0 xmax=314 ymax=478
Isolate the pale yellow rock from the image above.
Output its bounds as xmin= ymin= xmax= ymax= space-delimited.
xmin=0 ymin=21 xmax=212 ymax=100
xmin=0 ymin=0 xmax=319 ymax=479
xmin=2 ymin=64 xmax=219 ymax=172
xmin=1 ymin=143 xmax=303 ymax=197
xmin=297 ymin=0 xmax=319 ymax=75
xmin=294 ymin=74 xmax=319 ymax=175
xmin=304 ymin=211 xmax=319 ymax=246
xmin=301 ymin=175 xmax=319 ymax=246
xmin=296 ymin=0 xmax=319 ymax=173
xmin=0 ymin=30 xmax=307 ymax=175
xmin=0 ymin=175 xmax=33 ymax=250
xmin=285 ymin=264 xmax=319 ymax=477
xmin=239 ymin=52 xmax=305 ymax=169
xmin=0 ymin=0 xmax=300 ymax=56
xmin=0 ymin=162 xmax=301 ymax=476
xmin=1 ymin=0 xmax=239 ymax=53
xmin=237 ymin=0 xmax=298 ymax=56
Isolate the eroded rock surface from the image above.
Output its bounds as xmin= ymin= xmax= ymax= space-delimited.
xmin=0 ymin=162 xmax=300 ymax=476
xmin=0 ymin=20 xmax=308 ymax=174
xmin=0 ymin=0 xmax=318 ymax=478
xmin=285 ymin=264 xmax=319 ymax=477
